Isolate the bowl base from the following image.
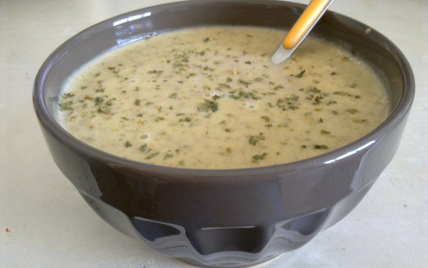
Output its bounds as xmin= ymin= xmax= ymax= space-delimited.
xmin=177 ymin=254 xmax=282 ymax=268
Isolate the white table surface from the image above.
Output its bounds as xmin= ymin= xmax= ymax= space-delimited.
xmin=1 ymin=0 xmax=427 ymax=267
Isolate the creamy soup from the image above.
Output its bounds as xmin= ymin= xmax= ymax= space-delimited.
xmin=59 ymin=26 xmax=390 ymax=169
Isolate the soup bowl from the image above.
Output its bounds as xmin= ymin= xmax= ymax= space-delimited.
xmin=33 ymin=0 xmax=414 ymax=267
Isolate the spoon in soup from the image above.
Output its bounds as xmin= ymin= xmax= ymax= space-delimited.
xmin=271 ymin=0 xmax=335 ymax=64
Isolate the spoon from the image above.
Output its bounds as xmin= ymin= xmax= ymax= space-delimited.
xmin=271 ymin=0 xmax=335 ymax=65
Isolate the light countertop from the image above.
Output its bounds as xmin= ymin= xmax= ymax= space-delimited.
xmin=1 ymin=0 xmax=427 ymax=267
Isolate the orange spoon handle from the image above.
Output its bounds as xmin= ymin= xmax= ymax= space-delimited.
xmin=283 ymin=0 xmax=333 ymax=49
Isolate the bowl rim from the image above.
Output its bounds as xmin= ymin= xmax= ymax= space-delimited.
xmin=33 ymin=0 xmax=415 ymax=179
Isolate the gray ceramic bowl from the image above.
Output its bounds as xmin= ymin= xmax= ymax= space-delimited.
xmin=33 ymin=1 xmax=414 ymax=267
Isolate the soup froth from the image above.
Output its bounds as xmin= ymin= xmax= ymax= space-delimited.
xmin=59 ymin=26 xmax=390 ymax=169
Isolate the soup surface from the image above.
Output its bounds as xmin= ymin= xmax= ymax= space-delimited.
xmin=59 ymin=26 xmax=390 ymax=169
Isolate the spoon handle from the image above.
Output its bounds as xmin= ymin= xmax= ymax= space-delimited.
xmin=271 ymin=0 xmax=334 ymax=64
xmin=284 ymin=0 xmax=333 ymax=49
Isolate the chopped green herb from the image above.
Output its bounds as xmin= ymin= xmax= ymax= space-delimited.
xmin=203 ymin=37 xmax=210 ymax=42
xmin=197 ymin=99 xmax=218 ymax=113
xmin=217 ymin=83 xmax=231 ymax=90
xmin=238 ymin=79 xmax=253 ymax=87
xmin=95 ymin=97 xmax=103 ymax=106
xmin=308 ymin=87 xmax=321 ymax=93
xmin=261 ymin=116 xmax=270 ymax=122
xmin=294 ymin=70 xmax=306 ymax=78
xmin=61 ymin=93 xmax=75 ymax=99
xmin=58 ymin=101 xmax=73 ymax=111
xmin=148 ymin=70 xmax=163 ymax=74
xmin=139 ymin=144 xmax=152 ymax=154
xmin=245 ymin=61 xmax=251 ymax=65
xmin=256 ymin=132 xmax=265 ymax=140
xmin=249 ymin=136 xmax=258 ymax=146
xmin=320 ymin=130 xmax=331 ymax=135
xmin=249 ymin=132 xmax=265 ymax=145
xmin=145 ymin=152 xmax=160 ymax=159
xmin=352 ymin=118 xmax=368 ymax=123
xmin=314 ymin=144 xmax=329 ymax=149
xmin=125 ymin=141 xmax=132 ymax=147
xmin=252 ymin=153 xmax=267 ymax=163
xmin=135 ymin=99 xmax=140 ymax=106
xmin=346 ymin=109 xmax=359 ymax=114
xmin=178 ymin=160 xmax=185 ymax=166
xmin=312 ymin=95 xmax=325 ymax=104
xmin=334 ymin=91 xmax=349 ymax=96
xmin=229 ymin=90 xmax=260 ymax=100
xmin=164 ymin=154 xmax=174 ymax=160
xmin=97 ymin=107 xmax=110 ymax=114
xmin=169 ymin=93 xmax=178 ymax=99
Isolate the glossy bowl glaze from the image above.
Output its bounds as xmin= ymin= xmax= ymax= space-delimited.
xmin=33 ymin=1 xmax=414 ymax=267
